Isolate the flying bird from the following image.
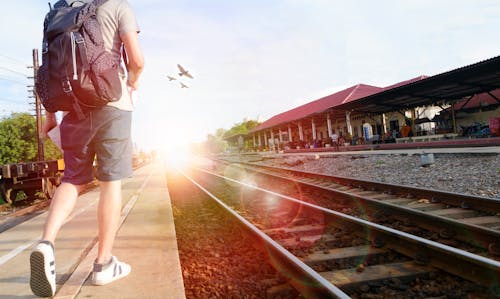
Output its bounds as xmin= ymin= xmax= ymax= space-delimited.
xmin=177 ymin=64 xmax=193 ymax=79
xmin=180 ymin=82 xmax=189 ymax=88
xmin=167 ymin=75 xmax=176 ymax=81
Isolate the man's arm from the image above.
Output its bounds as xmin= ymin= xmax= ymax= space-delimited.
xmin=121 ymin=31 xmax=144 ymax=90
xmin=42 ymin=112 xmax=58 ymax=138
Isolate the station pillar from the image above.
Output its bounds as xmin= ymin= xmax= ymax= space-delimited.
xmin=346 ymin=111 xmax=353 ymax=136
xmin=270 ymin=130 xmax=275 ymax=150
xmin=298 ymin=123 xmax=304 ymax=141
xmin=381 ymin=113 xmax=387 ymax=134
xmin=311 ymin=118 xmax=317 ymax=140
xmin=327 ymin=113 xmax=333 ymax=137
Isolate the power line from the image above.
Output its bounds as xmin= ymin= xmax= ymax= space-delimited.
xmin=0 ymin=53 xmax=30 ymax=66
xmin=0 ymin=66 xmax=29 ymax=78
xmin=0 ymin=97 xmax=28 ymax=105
xmin=0 ymin=75 xmax=28 ymax=85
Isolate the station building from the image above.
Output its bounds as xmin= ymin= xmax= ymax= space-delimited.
xmin=228 ymin=56 xmax=500 ymax=151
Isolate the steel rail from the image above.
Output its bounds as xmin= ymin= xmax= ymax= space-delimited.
xmin=219 ymin=160 xmax=500 ymax=253
xmin=233 ymin=160 xmax=500 ymax=214
xmin=179 ymin=169 xmax=351 ymax=299
xmin=194 ymin=166 xmax=500 ymax=288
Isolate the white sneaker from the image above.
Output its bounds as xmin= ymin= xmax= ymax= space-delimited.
xmin=91 ymin=256 xmax=131 ymax=286
xmin=30 ymin=241 xmax=56 ymax=297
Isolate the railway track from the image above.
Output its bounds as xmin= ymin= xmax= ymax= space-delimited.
xmin=214 ymin=156 xmax=500 ymax=259
xmin=176 ymin=163 xmax=499 ymax=298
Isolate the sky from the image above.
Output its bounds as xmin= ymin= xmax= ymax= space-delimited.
xmin=1 ymin=0 xmax=499 ymax=151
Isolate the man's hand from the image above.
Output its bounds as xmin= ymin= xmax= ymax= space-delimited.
xmin=42 ymin=112 xmax=58 ymax=138
xmin=121 ymin=30 xmax=144 ymax=91
xmin=127 ymin=72 xmax=139 ymax=90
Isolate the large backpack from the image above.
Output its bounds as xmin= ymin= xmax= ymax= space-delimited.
xmin=36 ymin=0 xmax=122 ymax=118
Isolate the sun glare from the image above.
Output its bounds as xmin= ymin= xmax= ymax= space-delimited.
xmin=160 ymin=145 xmax=192 ymax=170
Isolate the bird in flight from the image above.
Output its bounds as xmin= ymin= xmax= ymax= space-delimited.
xmin=180 ymin=82 xmax=189 ymax=88
xmin=177 ymin=64 xmax=193 ymax=79
xmin=167 ymin=75 xmax=176 ymax=81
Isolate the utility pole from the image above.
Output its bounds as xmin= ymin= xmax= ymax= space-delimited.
xmin=31 ymin=49 xmax=44 ymax=161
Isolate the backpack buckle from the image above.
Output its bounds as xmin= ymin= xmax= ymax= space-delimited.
xmin=75 ymin=34 xmax=85 ymax=44
xmin=62 ymin=80 xmax=73 ymax=93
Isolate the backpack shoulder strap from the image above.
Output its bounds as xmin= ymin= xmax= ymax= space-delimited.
xmin=92 ymin=0 xmax=109 ymax=7
xmin=54 ymin=0 xmax=69 ymax=9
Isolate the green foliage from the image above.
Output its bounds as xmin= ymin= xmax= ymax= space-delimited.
xmin=0 ymin=113 xmax=62 ymax=164
xmin=214 ymin=128 xmax=226 ymax=139
xmin=203 ymin=118 xmax=261 ymax=153
xmin=205 ymin=133 xmax=228 ymax=153
xmin=0 ymin=113 xmax=38 ymax=164
xmin=223 ymin=119 xmax=260 ymax=139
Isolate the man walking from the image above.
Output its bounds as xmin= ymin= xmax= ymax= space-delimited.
xmin=30 ymin=0 xmax=144 ymax=297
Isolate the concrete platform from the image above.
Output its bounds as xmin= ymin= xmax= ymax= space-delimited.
xmin=0 ymin=162 xmax=185 ymax=299
xmin=263 ymin=145 xmax=500 ymax=158
xmin=281 ymin=136 xmax=500 ymax=154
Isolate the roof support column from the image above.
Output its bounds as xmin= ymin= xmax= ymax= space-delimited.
xmin=346 ymin=111 xmax=353 ymax=135
xmin=278 ymin=128 xmax=283 ymax=143
xmin=270 ymin=130 xmax=275 ymax=150
xmin=288 ymin=125 xmax=293 ymax=142
xmin=253 ymin=134 xmax=256 ymax=148
xmin=451 ymin=103 xmax=457 ymax=133
xmin=381 ymin=114 xmax=387 ymax=134
xmin=411 ymin=108 xmax=416 ymax=135
xmin=298 ymin=123 xmax=304 ymax=141
xmin=327 ymin=112 xmax=333 ymax=137
xmin=258 ymin=132 xmax=262 ymax=147
xmin=264 ymin=131 xmax=268 ymax=147
xmin=311 ymin=118 xmax=317 ymax=140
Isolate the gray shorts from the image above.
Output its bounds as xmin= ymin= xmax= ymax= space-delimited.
xmin=60 ymin=106 xmax=133 ymax=185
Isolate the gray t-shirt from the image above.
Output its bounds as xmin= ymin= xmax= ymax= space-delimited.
xmin=64 ymin=0 xmax=140 ymax=111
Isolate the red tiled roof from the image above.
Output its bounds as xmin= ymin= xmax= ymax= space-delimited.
xmin=250 ymin=84 xmax=382 ymax=132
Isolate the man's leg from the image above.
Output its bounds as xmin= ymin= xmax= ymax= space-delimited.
xmin=96 ymin=180 xmax=122 ymax=264
xmin=42 ymin=182 xmax=85 ymax=244
xmin=91 ymin=179 xmax=131 ymax=286
xmin=31 ymin=182 xmax=84 ymax=297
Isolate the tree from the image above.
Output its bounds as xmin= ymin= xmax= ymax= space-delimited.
xmin=223 ymin=119 xmax=260 ymax=139
xmin=203 ymin=118 xmax=261 ymax=153
xmin=0 ymin=112 xmax=62 ymax=164
xmin=205 ymin=131 xmax=227 ymax=154
xmin=0 ymin=113 xmax=37 ymax=164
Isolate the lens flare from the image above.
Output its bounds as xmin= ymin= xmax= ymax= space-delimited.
xmin=161 ymin=146 xmax=192 ymax=170
xmin=223 ymin=164 xmax=248 ymax=187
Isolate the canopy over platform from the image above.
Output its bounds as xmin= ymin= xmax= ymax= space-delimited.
xmin=333 ymin=55 xmax=500 ymax=114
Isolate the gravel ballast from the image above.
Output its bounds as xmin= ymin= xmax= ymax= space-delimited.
xmin=258 ymin=153 xmax=500 ymax=200
xmin=167 ymin=171 xmax=299 ymax=299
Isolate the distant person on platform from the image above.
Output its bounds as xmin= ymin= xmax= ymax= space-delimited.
xmin=401 ymin=123 xmax=412 ymax=138
xmin=30 ymin=0 xmax=144 ymax=297
xmin=330 ymin=132 xmax=339 ymax=151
